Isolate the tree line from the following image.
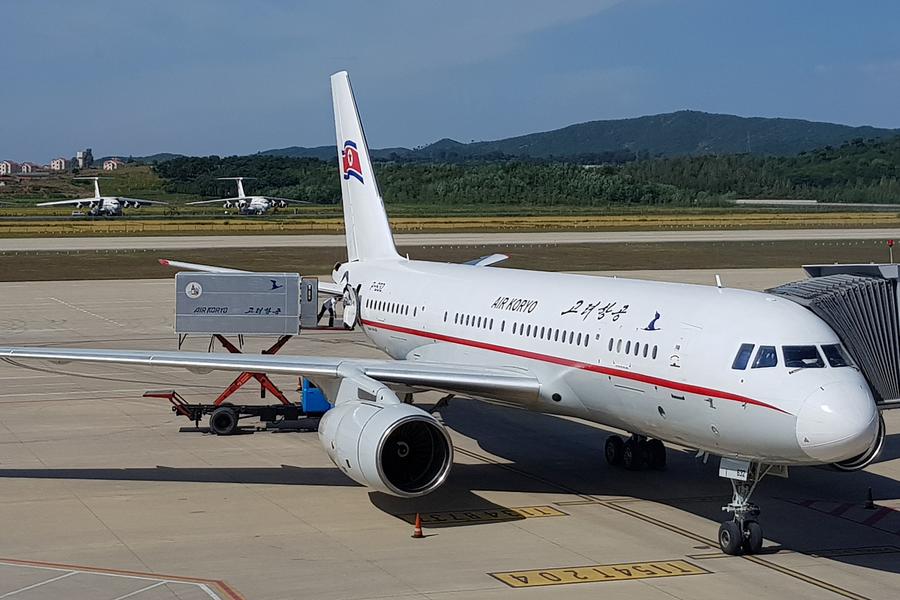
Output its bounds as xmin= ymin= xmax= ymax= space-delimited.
xmin=153 ymin=135 xmax=900 ymax=206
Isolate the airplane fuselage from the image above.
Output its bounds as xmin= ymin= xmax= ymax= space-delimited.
xmin=340 ymin=258 xmax=879 ymax=466
xmin=229 ymin=197 xmax=283 ymax=215
xmin=75 ymin=197 xmax=142 ymax=216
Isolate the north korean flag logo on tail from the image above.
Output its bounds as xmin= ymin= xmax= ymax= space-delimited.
xmin=342 ymin=140 xmax=364 ymax=183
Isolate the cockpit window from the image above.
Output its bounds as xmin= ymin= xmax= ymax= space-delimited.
xmin=783 ymin=345 xmax=825 ymax=368
xmin=731 ymin=343 xmax=755 ymax=370
xmin=822 ymin=344 xmax=851 ymax=367
xmin=752 ymin=346 xmax=778 ymax=368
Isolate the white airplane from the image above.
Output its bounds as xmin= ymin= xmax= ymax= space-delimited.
xmin=36 ymin=177 xmax=167 ymax=216
xmin=187 ymin=177 xmax=308 ymax=215
xmin=0 ymin=72 xmax=885 ymax=556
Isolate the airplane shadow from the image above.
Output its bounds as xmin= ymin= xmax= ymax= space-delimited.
xmin=1 ymin=400 xmax=898 ymax=574
xmin=433 ymin=399 xmax=900 ymax=575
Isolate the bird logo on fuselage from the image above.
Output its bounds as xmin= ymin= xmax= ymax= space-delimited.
xmin=644 ymin=311 xmax=661 ymax=331
xmin=270 ymin=280 xmax=284 ymax=290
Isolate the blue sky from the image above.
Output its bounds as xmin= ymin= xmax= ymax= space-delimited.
xmin=2 ymin=0 xmax=899 ymax=162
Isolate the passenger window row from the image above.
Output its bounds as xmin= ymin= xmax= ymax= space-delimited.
xmin=608 ymin=337 xmax=658 ymax=360
xmin=366 ymin=298 xmax=414 ymax=317
xmin=440 ymin=311 xmax=590 ymax=347
xmin=449 ymin=312 xmax=495 ymax=331
xmin=511 ymin=321 xmax=590 ymax=347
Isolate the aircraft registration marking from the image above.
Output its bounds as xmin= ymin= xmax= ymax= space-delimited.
xmin=490 ymin=560 xmax=708 ymax=588
xmin=398 ymin=505 xmax=566 ymax=525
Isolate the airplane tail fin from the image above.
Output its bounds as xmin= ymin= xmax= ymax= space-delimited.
xmin=331 ymin=71 xmax=398 ymax=262
xmin=75 ymin=176 xmax=101 ymax=198
xmin=217 ymin=177 xmax=249 ymax=199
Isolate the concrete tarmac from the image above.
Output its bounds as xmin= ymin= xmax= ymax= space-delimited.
xmin=0 ymin=273 xmax=899 ymax=600
xmin=4 ymin=228 xmax=900 ymax=251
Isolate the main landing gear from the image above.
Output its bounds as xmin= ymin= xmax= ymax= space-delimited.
xmin=718 ymin=459 xmax=782 ymax=555
xmin=605 ymin=434 xmax=667 ymax=470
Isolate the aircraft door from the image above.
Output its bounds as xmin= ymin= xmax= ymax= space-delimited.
xmin=342 ymin=284 xmax=360 ymax=329
xmin=669 ymin=323 xmax=702 ymax=380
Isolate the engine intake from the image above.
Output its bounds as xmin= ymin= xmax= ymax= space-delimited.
xmin=318 ymin=401 xmax=453 ymax=497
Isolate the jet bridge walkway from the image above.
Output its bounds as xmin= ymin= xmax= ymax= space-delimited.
xmin=768 ymin=263 xmax=900 ymax=410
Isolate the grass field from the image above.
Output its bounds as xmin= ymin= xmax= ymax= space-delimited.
xmin=2 ymin=210 xmax=900 ymax=237
xmin=0 ymin=239 xmax=890 ymax=282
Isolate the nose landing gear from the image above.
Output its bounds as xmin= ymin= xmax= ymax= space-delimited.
xmin=605 ymin=434 xmax=667 ymax=470
xmin=719 ymin=460 xmax=784 ymax=555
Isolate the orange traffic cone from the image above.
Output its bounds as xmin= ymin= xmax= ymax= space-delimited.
xmin=411 ymin=513 xmax=424 ymax=539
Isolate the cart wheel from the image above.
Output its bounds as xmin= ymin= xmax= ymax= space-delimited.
xmin=209 ymin=406 xmax=239 ymax=436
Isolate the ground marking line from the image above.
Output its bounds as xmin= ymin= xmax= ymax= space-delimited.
xmin=110 ymin=581 xmax=166 ymax=600
xmin=0 ymin=571 xmax=76 ymax=598
xmin=0 ymin=560 xmax=241 ymax=600
xmin=452 ymin=446 xmax=871 ymax=600
xmin=48 ymin=297 xmax=124 ymax=327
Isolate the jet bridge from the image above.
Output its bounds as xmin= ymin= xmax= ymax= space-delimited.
xmin=767 ymin=263 xmax=900 ymax=410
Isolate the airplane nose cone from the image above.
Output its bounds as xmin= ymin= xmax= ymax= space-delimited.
xmin=796 ymin=381 xmax=878 ymax=463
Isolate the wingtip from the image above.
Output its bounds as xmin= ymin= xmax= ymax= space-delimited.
xmin=158 ymin=259 xmax=170 ymax=266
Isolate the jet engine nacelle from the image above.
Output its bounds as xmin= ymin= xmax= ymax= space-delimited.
xmin=318 ymin=400 xmax=453 ymax=497
xmin=223 ymin=201 xmax=232 ymax=209
xmin=278 ymin=200 xmax=287 ymax=208
xmin=831 ymin=413 xmax=886 ymax=471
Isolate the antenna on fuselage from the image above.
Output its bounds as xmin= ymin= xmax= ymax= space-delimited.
xmin=715 ymin=274 xmax=724 ymax=289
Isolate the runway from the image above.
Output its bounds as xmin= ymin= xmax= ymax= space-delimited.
xmin=4 ymin=228 xmax=900 ymax=251
xmin=0 ymin=273 xmax=898 ymax=599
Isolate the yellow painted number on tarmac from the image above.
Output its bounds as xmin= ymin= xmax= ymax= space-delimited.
xmin=490 ymin=560 xmax=708 ymax=588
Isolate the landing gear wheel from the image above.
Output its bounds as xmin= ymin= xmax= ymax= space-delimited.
xmin=742 ymin=520 xmax=763 ymax=554
xmin=647 ymin=439 xmax=667 ymax=470
xmin=209 ymin=406 xmax=239 ymax=436
xmin=718 ymin=521 xmax=743 ymax=555
xmin=622 ymin=439 xmax=644 ymax=470
xmin=604 ymin=435 xmax=624 ymax=466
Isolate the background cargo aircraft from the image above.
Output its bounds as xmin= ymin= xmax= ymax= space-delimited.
xmin=36 ymin=176 xmax=167 ymax=216
xmin=187 ymin=177 xmax=308 ymax=215
xmin=0 ymin=72 xmax=886 ymax=556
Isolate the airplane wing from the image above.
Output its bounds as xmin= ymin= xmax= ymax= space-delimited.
xmin=157 ymin=259 xmax=345 ymax=295
xmin=465 ymin=253 xmax=509 ymax=267
xmin=264 ymin=197 xmax=311 ymax=205
xmin=0 ymin=347 xmax=541 ymax=404
xmin=118 ymin=198 xmax=168 ymax=206
xmin=186 ymin=197 xmax=242 ymax=206
xmin=36 ymin=198 xmax=98 ymax=207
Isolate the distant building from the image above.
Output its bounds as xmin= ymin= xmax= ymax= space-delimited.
xmin=20 ymin=162 xmax=44 ymax=174
xmin=50 ymin=158 xmax=68 ymax=171
xmin=76 ymin=148 xmax=93 ymax=169
xmin=103 ymin=158 xmax=125 ymax=171
xmin=0 ymin=161 xmax=19 ymax=175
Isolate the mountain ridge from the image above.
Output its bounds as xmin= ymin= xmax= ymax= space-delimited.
xmin=261 ymin=110 xmax=898 ymax=162
xmin=116 ymin=110 xmax=899 ymax=164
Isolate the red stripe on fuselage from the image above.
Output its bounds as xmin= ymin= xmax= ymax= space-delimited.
xmin=360 ymin=318 xmax=790 ymax=415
